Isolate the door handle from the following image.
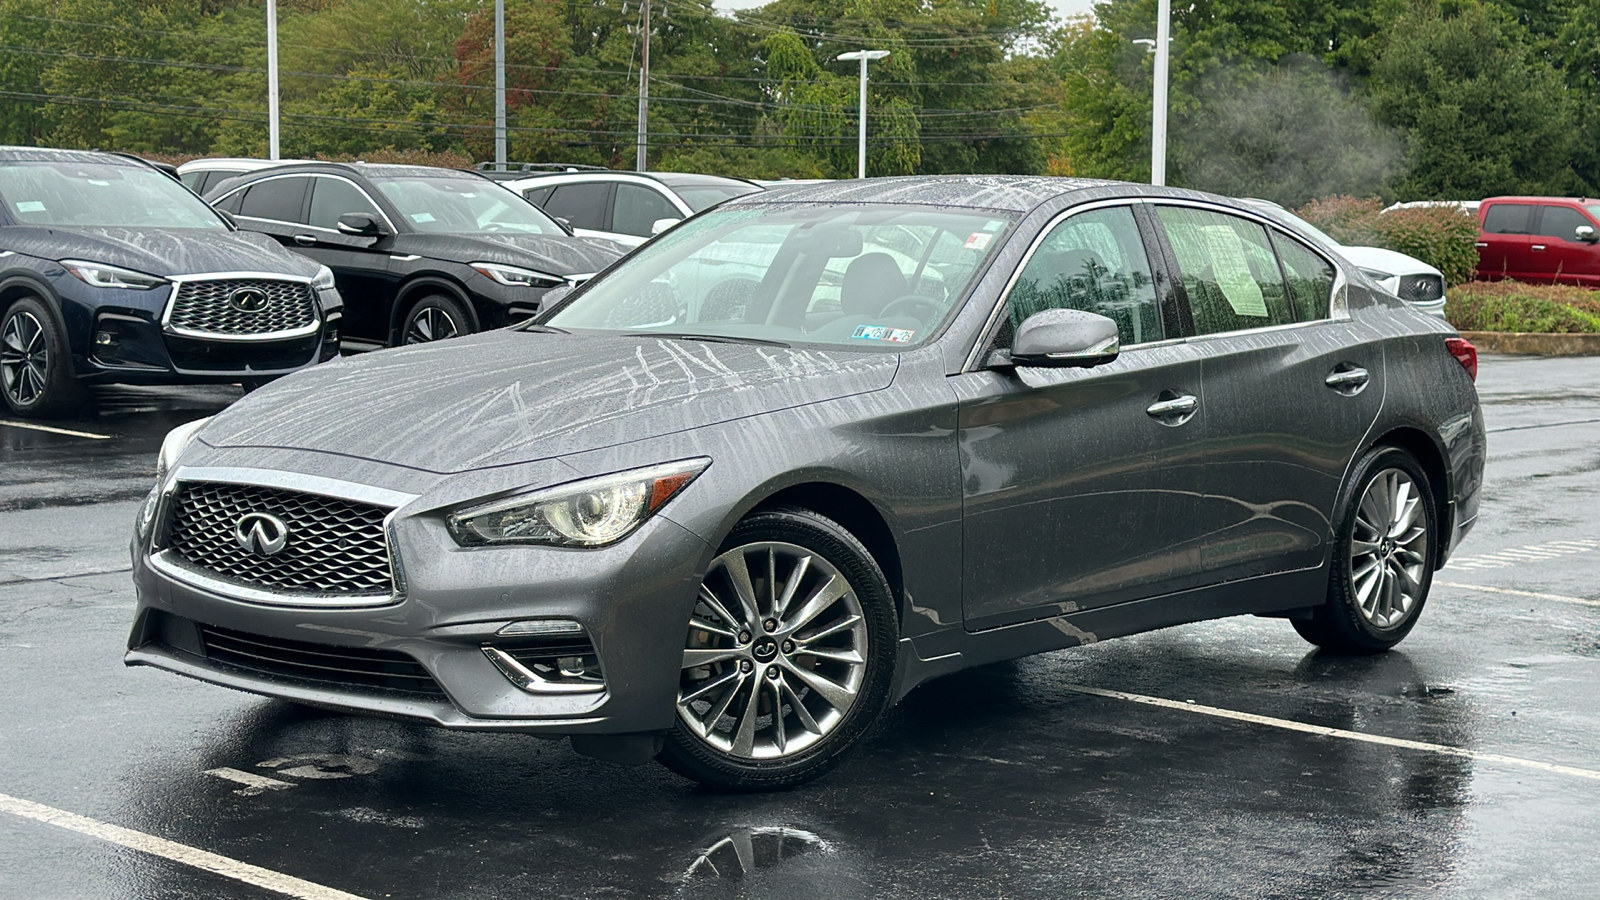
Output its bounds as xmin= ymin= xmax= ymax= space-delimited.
xmin=1325 ymin=366 xmax=1369 ymax=395
xmin=1474 ymin=242 xmax=1488 ymax=248
xmin=1146 ymin=395 xmax=1197 ymax=418
xmin=293 ymin=233 xmax=317 ymax=246
xmin=1532 ymin=244 xmax=1547 ymax=251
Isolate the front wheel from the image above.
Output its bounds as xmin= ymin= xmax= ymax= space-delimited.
xmin=1294 ymin=445 xmax=1437 ymax=653
xmin=399 ymin=294 xmax=472 ymax=346
xmin=658 ymin=508 xmax=896 ymax=790
xmin=1 ymin=296 xmax=83 ymax=418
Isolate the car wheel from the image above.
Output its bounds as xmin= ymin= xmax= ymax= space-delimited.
xmin=0 ymin=296 xmax=83 ymax=418
xmin=658 ymin=507 xmax=896 ymax=790
xmin=1294 ymin=445 xmax=1436 ymax=653
xmin=400 ymin=294 xmax=472 ymax=346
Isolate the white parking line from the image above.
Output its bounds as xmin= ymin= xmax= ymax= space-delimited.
xmin=204 ymin=767 xmax=295 ymax=795
xmin=1064 ymin=685 xmax=1600 ymax=782
xmin=0 ymin=419 xmax=113 ymax=439
xmin=1444 ymin=538 xmax=1600 ymax=571
xmin=0 ymin=792 xmax=367 ymax=900
xmin=1436 ymin=580 xmax=1600 ymax=608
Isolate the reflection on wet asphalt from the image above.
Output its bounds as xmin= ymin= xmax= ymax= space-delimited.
xmin=1 ymin=357 xmax=1598 ymax=899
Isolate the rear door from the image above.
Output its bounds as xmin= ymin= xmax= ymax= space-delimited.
xmin=1529 ymin=203 xmax=1600 ymax=286
xmin=541 ymin=182 xmax=619 ymax=243
xmin=1477 ymin=202 xmax=1537 ymax=280
xmin=227 ymin=175 xmax=312 ymax=250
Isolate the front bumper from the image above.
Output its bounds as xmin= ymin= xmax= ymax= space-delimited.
xmin=126 ymin=466 xmax=714 ymax=735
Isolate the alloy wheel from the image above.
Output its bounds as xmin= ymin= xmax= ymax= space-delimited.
xmin=677 ymin=541 xmax=869 ymax=761
xmin=0 ymin=310 xmax=48 ymax=406
xmin=404 ymin=306 xmax=460 ymax=344
xmin=1349 ymin=468 xmax=1430 ymax=629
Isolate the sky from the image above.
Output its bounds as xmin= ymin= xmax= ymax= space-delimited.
xmin=713 ymin=0 xmax=1098 ymax=23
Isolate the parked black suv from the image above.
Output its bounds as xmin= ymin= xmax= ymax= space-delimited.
xmin=206 ymin=163 xmax=625 ymax=347
xmin=0 ymin=147 xmax=342 ymax=418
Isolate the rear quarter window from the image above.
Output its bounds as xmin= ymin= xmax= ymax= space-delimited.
xmin=1482 ymin=203 xmax=1535 ymax=234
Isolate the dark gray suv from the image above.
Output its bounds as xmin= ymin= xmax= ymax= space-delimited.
xmin=127 ymin=176 xmax=1485 ymax=790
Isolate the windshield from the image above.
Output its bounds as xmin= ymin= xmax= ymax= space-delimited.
xmin=372 ymin=174 xmax=561 ymax=234
xmin=544 ymin=203 xmax=1013 ymax=350
xmin=676 ymin=182 xmax=763 ymax=213
xmin=0 ymin=161 xmax=226 ymax=229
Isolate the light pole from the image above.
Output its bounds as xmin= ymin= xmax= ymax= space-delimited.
xmin=495 ymin=0 xmax=506 ymax=168
xmin=836 ymin=49 xmax=889 ymax=179
xmin=1150 ymin=0 xmax=1171 ymax=186
xmin=266 ymin=0 xmax=279 ymax=160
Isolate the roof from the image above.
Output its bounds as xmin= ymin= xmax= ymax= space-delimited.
xmin=228 ymin=161 xmax=488 ymax=180
xmin=0 ymin=146 xmax=141 ymax=166
xmin=504 ymin=169 xmax=758 ymax=189
xmin=1480 ymin=196 xmax=1599 ymax=205
xmin=723 ymin=174 xmax=1124 ymax=213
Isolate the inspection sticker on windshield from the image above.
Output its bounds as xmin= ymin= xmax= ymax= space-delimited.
xmin=410 ymin=212 xmax=436 ymax=223
xmin=963 ymin=232 xmax=994 ymax=250
xmin=853 ymin=325 xmax=915 ymax=342
xmin=14 ymin=201 xmax=44 ymax=213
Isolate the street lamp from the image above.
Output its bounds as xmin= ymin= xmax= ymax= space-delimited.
xmin=1149 ymin=0 xmax=1172 ymax=186
xmin=836 ymin=49 xmax=890 ymax=179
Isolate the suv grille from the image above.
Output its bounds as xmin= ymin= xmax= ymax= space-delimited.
xmin=168 ymin=482 xmax=394 ymax=596
xmin=168 ymin=278 xmax=317 ymax=337
xmin=1397 ymin=274 xmax=1444 ymax=303
xmin=198 ymin=622 xmax=445 ymax=697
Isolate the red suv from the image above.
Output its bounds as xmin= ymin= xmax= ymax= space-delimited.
xmin=1476 ymin=196 xmax=1600 ymax=285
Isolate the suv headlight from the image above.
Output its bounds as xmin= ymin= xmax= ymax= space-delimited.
xmin=136 ymin=416 xmax=211 ymax=541
xmin=471 ymin=261 xmax=566 ymax=288
xmin=61 ymin=260 xmax=168 ymax=290
xmin=312 ymin=265 xmax=337 ymax=290
xmin=447 ymin=458 xmax=710 ymax=548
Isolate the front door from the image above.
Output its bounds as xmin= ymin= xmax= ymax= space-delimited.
xmin=1529 ymin=203 xmax=1600 ymax=286
xmin=297 ymin=175 xmax=402 ymax=343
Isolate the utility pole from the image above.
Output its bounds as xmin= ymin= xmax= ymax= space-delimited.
xmin=636 ymin=0 xmax=651 ymax=172
xmin=1151 ymin=0 xmax=1170 ymax=186
xmin=495 ymin=0 xmax=506 ymax=168
xmin=836 ymin=50 xmax=889 ymax=179
xmin=266 ymin=0 xmax=279 ymax=160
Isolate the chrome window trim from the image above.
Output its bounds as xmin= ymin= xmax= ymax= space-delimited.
xmin=305 ymin=173 xmax=396 ymax=233
xmin=160 ymin=271 xmax=324 ymax=343
xmin=149 ymin=466 xmax=418 ymax=610
xmin=213 ymin=171 xmax=400 ymax=235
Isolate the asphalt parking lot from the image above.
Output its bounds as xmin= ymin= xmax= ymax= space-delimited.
xmin=1 ymin=355 xmax=1597 ymax=900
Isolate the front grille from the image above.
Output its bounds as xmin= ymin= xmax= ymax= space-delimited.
xmin=168 ymin=278 xmax=317 ymax=337
xmin=1398 ymin=274 xmax=1444 ymax=303
xmin=168 ymin=482 xmax=394 ymax=596
xmin=197 ymin=622 xmax=445 ymax=697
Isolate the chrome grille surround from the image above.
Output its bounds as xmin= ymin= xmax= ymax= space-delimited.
xmin=163 ymin=272 xmax=321 ymax=342
xmin=1397 ymin=273 xmax=1444 ymax=304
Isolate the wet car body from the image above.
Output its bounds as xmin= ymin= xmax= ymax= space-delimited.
xmin=126 ymin=176 xmax=1485 ymax=787
xmin=205 ymin=163 xmax=625 ymax=347
xmin=0 ymin=147 xmax=342 ymax=414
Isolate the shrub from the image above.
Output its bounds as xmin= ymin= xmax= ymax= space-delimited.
xmin=1293 ymin=195 xmax=1480 ymax=285
xmin=1446 ymin=281 xmax=1600 ymax=333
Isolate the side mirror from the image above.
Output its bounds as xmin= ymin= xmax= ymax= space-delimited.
xmin=214 ymin=209 xmax=238 ymax=229
xmin=337 ymin=212 xmax=387 ymax=237
xmin=651 ymin=217 xmax=683 ymax=236
xmin=1577 ymin=225 xmax=1598 ymax=243
xmin=553 ymin=216 xmax=573 ymax=232
xmin=1006 ymin=309 xmax=1120 ymax=368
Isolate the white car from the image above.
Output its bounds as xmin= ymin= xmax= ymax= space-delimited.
xmin=504 ymin=171 xmax=762 ymax=247
xmin=1245 ymin=199 xmax=1447 ymax=319
xmin=177 ymin=157 xmax=312 ymax=196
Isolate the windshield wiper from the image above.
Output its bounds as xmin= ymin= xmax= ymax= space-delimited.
xmin=627 ymin=332 xmax=791 ymax=348
xmin=519 ymin=323 xmax=569 ymax=334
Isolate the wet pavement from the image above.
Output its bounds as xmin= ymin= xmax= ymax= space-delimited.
xmin=1 ymin=358 xmax=1598 ymax=899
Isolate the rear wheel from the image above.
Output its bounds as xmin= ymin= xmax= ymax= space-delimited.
xmin=658 ymin=508 xmax=896 ymax=790
xmin=1 ymin=296 xmax=83 ymax=418
xmin=399 ymin=294 xmax=472 ymax=346
xmin=1294 ymin=445 xmax=1436 ymax=653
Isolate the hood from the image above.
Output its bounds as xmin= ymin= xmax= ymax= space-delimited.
xmin=394 ymin=232 xmax=627 ymax=278
xmin=0 ymin=226 xmax=320 ymax=278
xmin=1337 ymin=245 xmax=1441 ymax=279
xmin=199 ymin=330 xmax=900 ymax=473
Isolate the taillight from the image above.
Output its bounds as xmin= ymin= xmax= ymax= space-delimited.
xmin=1445 ymin=337 xmax=1477 ymax=381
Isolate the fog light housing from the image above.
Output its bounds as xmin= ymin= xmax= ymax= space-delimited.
xmin=484 ymin=621 xmax=605 ymax=694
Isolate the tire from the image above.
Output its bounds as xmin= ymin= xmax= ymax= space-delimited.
xmin=657 ymin=507 xmax=897 ymax=791
xmin=1294 ymin=445 xmax=1437 ymax=654
xmin=1 ymin=296 xmax=84 ymax=418
xmin=398 ymin=294 xmax=472 ymax=346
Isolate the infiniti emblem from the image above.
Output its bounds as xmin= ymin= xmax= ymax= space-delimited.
xmin=234 ymin=512 xmax=289 ymax=557
xmin=228 ymin=287 xmax=270 ymax=313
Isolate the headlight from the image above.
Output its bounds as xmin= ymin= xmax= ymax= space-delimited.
xmin=61 ymin=259 xmax=168 ymax=290
xmin=471 ymin=261 xmax=566 ymax=288
xmin=136 ymin=416 xmax=211 ymax=541
xmin=1357 ymin=267 xmax=1394 ymax=282
xmin=312 ymin=265 xmax=337 ymax=290
xmin=447 ymin=458 xmax=710 ymax=548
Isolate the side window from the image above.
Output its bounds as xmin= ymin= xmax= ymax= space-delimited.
xmin=522 ymin=186 xmax=554 ymax=207
xmin=542 ymin=183 xmax=609 ymax=231
xmin=308 ymin=177 xmax=381 ymax=230
xmin=213 ymin=187 xmax=244 ymax=214
xmin=180 ymin=171 xmax=204 ymax=191
xmin=1001 ymin=206 xmax=1160 ymax=346
xmin=1272 ymin=231 xmax=1335 ymax=321
xmin=1155 ymin=206 xmax=1293 ymax=335
xmin=237 ymin=177 xmax=309 ymax=223
xmin=1482 ymin=203 xmax=1534 ymax=234
xmin=1534 ymin=205 xmax=1594 ymax=243
xmin=613 ymin=184 xmax=679 ymax=237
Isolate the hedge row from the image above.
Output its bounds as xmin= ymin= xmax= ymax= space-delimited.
xmin=1293 ymin=196 xmax=1480 ymax=286
xmin=1445 ymin=281 xmax=1600 ymax=333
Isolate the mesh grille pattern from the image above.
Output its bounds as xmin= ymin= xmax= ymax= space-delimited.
xmin=1397 ymin=274 xmax=1444 ymax=303
xmin=169 ymin=482 xmax=393 ymax=595
xmin=198 ymin=623 xmax=445 ymax=697
xmin=168 ymin=278 xmax=317 ymax=337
